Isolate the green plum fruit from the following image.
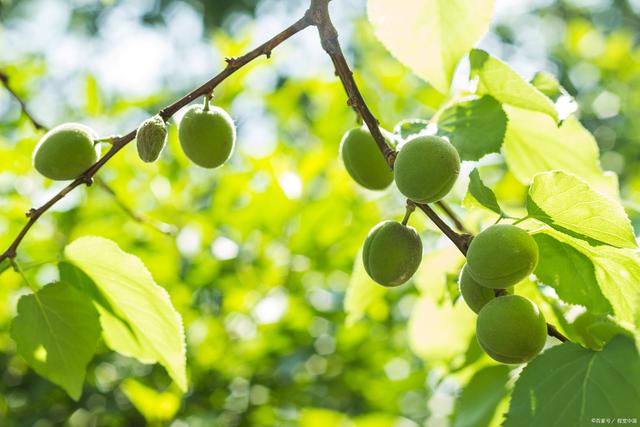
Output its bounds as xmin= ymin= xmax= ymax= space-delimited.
xmin=466 ymin=224 xmax=539 ymax=289
xmin=363 ymin=220 xmax=422 ymax=287
xmin=33 ymin=123 xmax=99 ymax=180
xmin=136 ymin=115 xmax=167 ymax=163
xmin=178 ymin=104 xmax=236 ymax=168
xmin=393 ymin=135 xmax=460 ymax=203
xmin=476 ymin=295 xmax=547 ymax=364
xmin=340 ymin=127 xmax=393 ymax=190
xmin=459 ymin=264 xmax=513 ymax=313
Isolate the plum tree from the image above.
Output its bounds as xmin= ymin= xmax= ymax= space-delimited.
xmin=33 ymin=123 xmax=100 ymax=180
xmin=136 ymin=115 xmax=168 ymax=163
xmin=466 ymin=224 xmax=539 ymax=289
xmin=340 ymin=127 xmax=394 ymax=190
xmin=363 ymin=220 xmax=422 ymax=287
xmin=476 ymin=294 xmax=547 ymax=363
xmin=459 ymin=264 xmax=513 ymax=313
xmin=178 ymin=102 xmax=236 ymax=168
xmin=393 ymin=135 xmax=460 ymax=203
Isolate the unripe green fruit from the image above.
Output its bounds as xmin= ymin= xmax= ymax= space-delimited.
xmin=340 ymin=127 xmax=393 ymax=190
xmin=33 ymin=123 xmax=99 ymax=180
xmin=393 ymin=135 xmax=460 ymax=203
xmin=476 ymin=295 xmax=547 ymax=364
xmin=178 ymin=104 xmax=236 ymax=168
xmin=466 ymin=224 xmax=539 ymax=289
xmin=363 ymin=220 xmax=422 ymax=287
xmin=459 ymin=264 xmax=513 ymax=313
xmin=136 ymin=115 xmax=167 ymax=163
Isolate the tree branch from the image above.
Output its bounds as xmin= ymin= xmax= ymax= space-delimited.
xmin=0 ymin=70 xmax=47 ymax=131
xmin=0 ymin=14 xmax=312 ymax=263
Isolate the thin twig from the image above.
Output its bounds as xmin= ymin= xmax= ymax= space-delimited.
xmin=547 ymin=324 xmax=568 ymax=342
xmin=0 ymin=70 xmax=47 ymax=131
xmin=94 ymin=178 xmax=177 ymax=236
xmin=435 ymin=200 xmax=471 ymax=234
xmin=0 ymin=14 xmax=312 ymax=263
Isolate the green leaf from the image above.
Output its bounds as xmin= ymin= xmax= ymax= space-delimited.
xmin=467 ymin=168 xmax=504 ymax=216
xmin=530 ymin=71 xmax=563 ymax=100
xmin=59 ymin=262 xmax=157 ymax=364
xmin=344 ymin=250 xmax=387 ymax=326
xmin=64 ymin=236 xmax=187 ymax=391
xmin=504 ymin=336 xmax=640 ymax=426
xmin=470 ymin=49 xmax=557 ymax=121
xmin=536 ymin=228 xmax=640 ymax=347
xmin=393 ymin=118 xmax=430 ymax=140
xmin=121 ymin=379 xmax=181 ymax=423
xmin=368 ymin=0 xmax=495 ymax=94
xmin=503 ymin=107 xmax=619 ymax=197
xmin=572 ymin=312 xmax=632 ymax=351
xmin=533 ymin=233 xmax=611 ymax=314
xmin=10 ymin=282 xmax=101 ymax=400
xmin=527 ymin=171 xmax=636 ymax=248
xmin=451 ymin=365 xmax=511 ymax=427
xmin=438 ymin=96 xmax=507 ymax=160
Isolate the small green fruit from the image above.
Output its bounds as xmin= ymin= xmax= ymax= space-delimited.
xmin=459 ymin=264 xmax=513 ymax=314
xmin=33 ymin=123 xmax=99 ymax=180
xmin=178 ymin=104 xmax=236 ymax=168
xmin=393 ymin=135 xmax=460 ymax=203
xmin=363 ymin=220 xmax=422 ymax=287
xmin=476 ymin=295 xmax=547 ymax=364
xmin=136 ymin=115 xmax=167 ymax=163
xmin=466 ymin=224 xmax=539 ymax=289
xmin=340 ymin=127 xmax=393 ymax=190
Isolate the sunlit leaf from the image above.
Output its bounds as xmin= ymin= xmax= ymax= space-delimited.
xmin=527 ymin=171 xmax=636 ymax=248
xmin=502 ymin=107 xmax=618 ymax=197
xmin=368 ymin=0 xmax=495 ymax=94
xmin=470 ymin=49 xmax=557 ymax=121
xmin=64 ymin=236 xmax=187 ymax=391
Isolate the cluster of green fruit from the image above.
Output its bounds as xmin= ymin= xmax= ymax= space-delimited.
xmin=32 ymin=98 xmax=236 ymax=180
xmin=339 ymin=126 xmax=460 ymax=287
xmin=341 ymin=127 xmax=547 ymax=364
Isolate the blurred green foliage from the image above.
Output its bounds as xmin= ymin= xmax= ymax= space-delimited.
xmin=0 ymin=0 xmax=639 ymax=426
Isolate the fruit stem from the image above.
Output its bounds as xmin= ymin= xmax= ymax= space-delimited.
xmin=95 ymin=135 xmax=121 ymax=145
xmin=402 ymin=200 xmax=416 ymax=225
xmin=203 ymin=93 xmax=213 ymax=112
xmin=512 ymin=216 xmax=530 ymax=226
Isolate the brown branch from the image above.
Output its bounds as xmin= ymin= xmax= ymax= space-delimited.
xmin=0 ymin=14 xmax=312 ymax=263
xmin=0 ymin=70 xmax=48 ymax=131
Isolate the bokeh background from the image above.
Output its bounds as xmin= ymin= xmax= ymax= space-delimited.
xmin=0 ymin=0 xmax=639 ymax=425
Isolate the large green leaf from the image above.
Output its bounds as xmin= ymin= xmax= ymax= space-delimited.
xmin=467 ymin=168 xmax=504 ymax=216
xmin=534 ymin=233 xmax=611 ymax=314
xmin=527 ymin=171 xmax=636 ymax=248
xmin=502 ymin=107 xmax=618 ymax=196
xmin=438 ymin=95 xmax=506 ymax=160
xmin=368 ymin=0 xmax=495 ymax=94
xmin=451 ymin=365 xmax=511 ymax=427
xmin=470 ymin=49 xmax=557 ymax=121
xmin=504 ymin=336 xmax=640 ymax=426
xmin=64 ymin=236 xmax=187 ymax=391
xmin=535 ymin=228 xmax=640 ymax=345
xmin=10 ymin=281 xmax=101 ymax=400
